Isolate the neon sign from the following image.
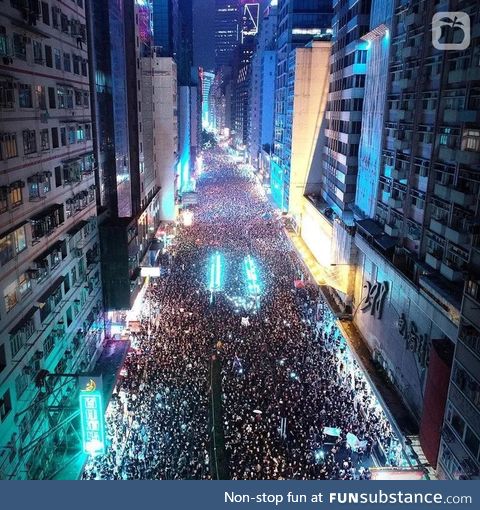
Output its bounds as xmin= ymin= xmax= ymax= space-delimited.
xmin=79 ymin=377 xmax=106 ymax=457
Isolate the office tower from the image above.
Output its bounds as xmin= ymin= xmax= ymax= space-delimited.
xmin=89 ymin=0 xmax=161 ymax=310
xmin=201 ymin=70 xmax=215 ymax=130
xmin=248 ymin=1 xmax=278 ymax=175
xmin=0 ymin=0 xmax=103 ymax=479
xmin=214 ymin=0 xmax=241 ymax=68
xmin=152 ymin=0 xmax=180 ymax=58
xmin=271 ymin=0 xmax=333 ymax=212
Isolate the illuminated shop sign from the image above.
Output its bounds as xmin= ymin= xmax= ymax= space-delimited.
xmin=79 ymin=376 xmax=106 ymax=457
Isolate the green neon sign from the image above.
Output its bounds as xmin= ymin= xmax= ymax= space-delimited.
xmin=79 ymin=377 xmax=106 ymax=457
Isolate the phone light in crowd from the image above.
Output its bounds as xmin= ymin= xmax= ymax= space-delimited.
xmin=183 ymin=210 xmax=194 ymax=227
xmin=315 ymin=449 xmax=325 ymax=463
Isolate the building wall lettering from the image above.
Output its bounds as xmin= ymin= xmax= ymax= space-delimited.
xmin=360 ymin=280 xmax=388 ymax=319
xmin=397 ymin=313 xmax=430 ymax=368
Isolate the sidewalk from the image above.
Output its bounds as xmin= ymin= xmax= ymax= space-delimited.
xmin=285 ymin=227 xmax=423 ymax=463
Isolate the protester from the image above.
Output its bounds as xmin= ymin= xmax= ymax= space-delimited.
xmin=82 ymin=148 xmax=404 ymax=480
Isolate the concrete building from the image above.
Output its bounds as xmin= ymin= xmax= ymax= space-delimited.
xmin=269 ymin=40 xmax=331 ymax=220
xmin=271 ymin=0 xmax=332 ymax=212
xmin=248 ymin=1 xmax=277 ymax=170
xmin=152 ymin=54 xmax=178 ymax=222
xmin=320 ymin=0 xmax=371 ymax=223
xmin=0 ymin=0 xmax=103 ymax=479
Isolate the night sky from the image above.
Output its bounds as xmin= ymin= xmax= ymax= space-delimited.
xmin=192 ymin=0 xmax=216 ymax=71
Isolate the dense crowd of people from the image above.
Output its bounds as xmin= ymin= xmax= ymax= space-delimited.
xmin=82 ymin=148 xmax=406 ymax=480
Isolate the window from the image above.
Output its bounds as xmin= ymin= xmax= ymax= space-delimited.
xmin=0 ymin=344 xmax=6 ymax=374
xmin=75 ymin=89 xmax=82 ymax=106
xmin=83 ymin=91 xmax=89 ymax=107
xmin=40 ymin=129 xmax=49 ymax=151
xmin=54 ymin=165 xmax=62 ymax=187
xmin=8 ymin=182 xmax=23 ymax=208
xmin=44 ymin=44 xmax=52 ymax=67
xmin=41 ymin=2 xmax=50 ymax=25
xmin=0 ymin=389 xmax=12 ymax=421
xmin=19 ymin=84 xmax=33 ymax=108
xmin=13 ymin=33 xmax=26 ymax=60
xmin=48 ymin=87 xmax=56 ymax=109
xmin=60 ymin=127 xmax=66 ymax=146
xmin=60 ymin=14 xmax=69 ymax=33
xmin=462 ymin=129 xmax=480 ymax=152
xmin=72 ymin=54 xmax=80 ymax=75
xmin=0 ymin=80 xmax=15 ymax=109
xmin=23 ymin=130 xmax=37 ymax=155
xmin=0 ymin=26 xmax=9 ymax=57
xmin=33 ymin=40 xmax=43 ymax=64
xmin=0 ymin=133 xmax=18 ymax=159
xmin=0 ymin=224 xmax=26 ymax=266
xmin=57 ymin=86 xmax=73 ymax=109
xmin=52 ymin=6 xmax=59 ymax=28
xmin=85 ymin=124 xmax=91 ymax=140
xmin=465 ymin=427 xmax=480 ymax=459
xmin=28 ymin=172 xmax=51 ymax=200
xmin=68 ymin=126 xmax=76 ymax=145
xmin=43 ymin=334 xmax=54 ymax=357
xmin=81 ymin=58 xmax=87 ymax=77
xmin=18 ymin=272 xmax=31 ymax=298
xmin=63 ymin=52 xmax=71 ymax=72
xmin=35 ymin=85 xmax=46 ymax=110
xmin=76 ymin=125 xmax=85 ymax=141
xmin=54 ymin=48 xmax=61 ymax=70
xmin=15 ymin=372 xmax=29 ymax=399
xmin=0 ymin=187 xmax=6 ymax=213
xmin=4 ymin=279 xmax=18 ymax=312
xmin=51 ymin=127 xmax=59 ymax=149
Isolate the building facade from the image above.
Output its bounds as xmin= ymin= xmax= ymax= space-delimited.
xmin=271 ymin=0 xmax=332 ymax=211
xmin=248 ymin=1 xmax=277 ymax=171
xmin=0 ymin=0 xmax=103 ymax=479
xmin=214 ymin=0 xmax=240 ymax=68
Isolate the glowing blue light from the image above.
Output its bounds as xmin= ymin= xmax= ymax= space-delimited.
xmin=366 ymin=40 xmax=372 ymax=50
xmin=290 ymin=371 xmax=297 ymax=379
xmin=208 ymin=252 xmax=225 ymax=294
xmin=314 ymin=450 xmax=325 ymax=463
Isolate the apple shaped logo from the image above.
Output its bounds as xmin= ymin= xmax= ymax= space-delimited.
xmin=432 ymin=12 xmax=470 ymax=50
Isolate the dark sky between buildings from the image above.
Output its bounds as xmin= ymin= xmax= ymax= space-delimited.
xmin=192 ymin=0 xmax=216 ymax=71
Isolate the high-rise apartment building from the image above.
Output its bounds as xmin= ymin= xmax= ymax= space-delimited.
xmin=271 ymin=0 xmax=332 ymax=212
xmin=320 ymin=0 xmax=371 ymax=223
xmin=0 ymin=0 xmax=103 ymax=479
xmin=347 ymin=0 xmax=479 ymax=475
xmin=215 ymin=0 xmax=241 ymax=68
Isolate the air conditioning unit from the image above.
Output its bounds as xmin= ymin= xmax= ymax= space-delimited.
xmin=34 ymin=350 xmax=43 ymax=361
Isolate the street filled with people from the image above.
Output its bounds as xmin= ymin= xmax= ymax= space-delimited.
xmin=82 ymin=148 xmax=407 ymax=480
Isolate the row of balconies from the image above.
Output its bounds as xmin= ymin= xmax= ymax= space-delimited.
xmin=434 ymin=183 xmax=476 ymax=207
xmin=439 ymin=146 xmax=480 ymax=166
xmin=430 ymin=217 xmax=471 ymax=246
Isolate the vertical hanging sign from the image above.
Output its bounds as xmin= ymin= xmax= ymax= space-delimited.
xmin=79 ymin=376 xmax=106 ymax=457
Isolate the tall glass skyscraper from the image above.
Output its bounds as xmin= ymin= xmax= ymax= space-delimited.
xmin=215 ymin=0 xmax=241 ymax=68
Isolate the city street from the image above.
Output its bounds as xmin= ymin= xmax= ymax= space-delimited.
xmin=83 ymin=149 xmax=407 ymax=480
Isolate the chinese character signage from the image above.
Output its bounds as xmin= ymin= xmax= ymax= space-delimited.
xmin=79 ymin=376 xmax=106 ymax=457
xmin=397 ymin=314 xmax=431 ymax=368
